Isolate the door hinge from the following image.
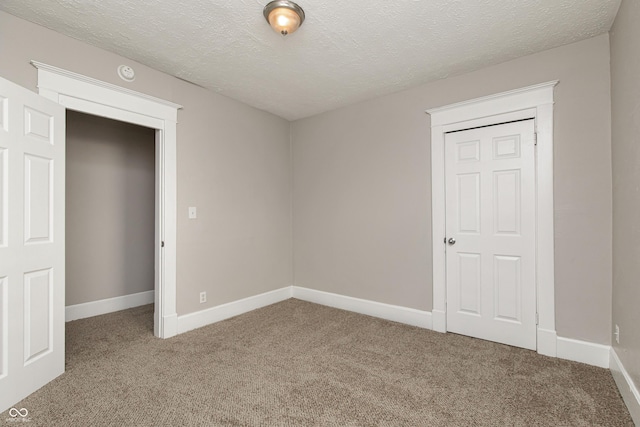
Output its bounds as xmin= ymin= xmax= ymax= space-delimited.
xmin=161 ymin=241 xmax=165 ymax=248
xmin=444 ymin=237 xmax=447 ymax=244
xmin=535 ymin=312 xmax=539 ymax=325
xmin=534 ymin=132 xmax=538 ymax=146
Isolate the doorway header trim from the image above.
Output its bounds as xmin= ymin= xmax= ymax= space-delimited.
xmin=31 ymin=61 xmax=183 ymax=120
xmin=426 ymin=81 xmax=558 ymax=127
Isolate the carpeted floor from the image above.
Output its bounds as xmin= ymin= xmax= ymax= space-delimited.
xmin=2 ymin=299 xmax=633 ymax=426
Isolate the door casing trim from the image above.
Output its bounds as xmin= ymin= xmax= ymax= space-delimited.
xmin=31 ymin=61 xmax=181 ymax=339
xmin=427 ymin=81 xmax=558 ymax=356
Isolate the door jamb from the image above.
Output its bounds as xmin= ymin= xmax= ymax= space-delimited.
xmin=31 ymin=61 xmax=182 ymax=339
xmin=426 ymin=81 xmax=558 ymax=357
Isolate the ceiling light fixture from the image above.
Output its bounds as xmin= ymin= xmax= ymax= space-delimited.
xmin=263 ymin=0 xmax=305 ymax=36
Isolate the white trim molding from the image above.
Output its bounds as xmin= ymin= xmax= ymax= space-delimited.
xmin=60 ymin=284 xmax=613 ymax=372
xmin=610 ymin=348 xmax=640 ymax=424
xmin=32 ymin=61 xmax=181 ymax=339
xmin=66 ymin=291 xmax=155 ymax=322
xmin=292 ymin=286 xmax=432 ymax=329
xmin=176 ymin=287 xmax=293 ymax=334
xmin=174 ymin=284 xmax=614 ymax=369
xmin=426 ymin=81 xmax=559 ymax=357
xmin=537 ymin=328 xmax=558 ymax=358
xmin=556 ymin=337 xmax=610 ymax=368
xmin=31 ymin=61 xmax=182 ymax=121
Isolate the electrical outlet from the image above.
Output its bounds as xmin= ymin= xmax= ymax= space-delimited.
xmin=199 ymin=292 xmax=207 ymax=304
xmin=614 ymin=324 xmax=620 ymax=344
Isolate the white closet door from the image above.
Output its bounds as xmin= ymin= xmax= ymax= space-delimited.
xmin=445 ymin=119 xmax=536 ymax=350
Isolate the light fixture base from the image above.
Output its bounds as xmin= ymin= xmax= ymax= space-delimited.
xmin=263 ymin=0 xmax=305 ymax=36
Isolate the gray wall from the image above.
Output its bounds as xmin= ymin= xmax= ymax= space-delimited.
xmin=0 ymin=10 xmax=293 ymax=316
xmin=610 ymin=0 xmax=640 ymax=395
xmin=292 ymin=35 xmax=613 ymax=345
xmin=0 ymin=10 xmax=619 ymax=347
xmin=66 ymin=111 xmax=155 ymax=306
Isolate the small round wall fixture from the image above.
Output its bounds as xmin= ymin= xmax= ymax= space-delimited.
xmin=117 ymin=65 xmax=136 ymax=82
xmin=263 ymin=0 xmax=305 ymax=36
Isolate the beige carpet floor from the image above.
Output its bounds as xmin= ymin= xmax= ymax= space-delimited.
xmin=2 ymin=299 xmax=633 ymax=426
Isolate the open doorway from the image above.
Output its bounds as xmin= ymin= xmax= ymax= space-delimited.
xmin=33 ymin=60 xmax=181 ymax=339
xmin=0 ymin=64 xmax=181 ymax=411
xmin=65 ymin=111 xmax=156 ymax=332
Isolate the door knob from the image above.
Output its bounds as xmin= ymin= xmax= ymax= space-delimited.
xmin=448 ymin=238 xmax=456 ymax=245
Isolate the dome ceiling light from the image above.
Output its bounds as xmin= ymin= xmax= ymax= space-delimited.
xmin=263 ymin=0 xmax=305 ymax=36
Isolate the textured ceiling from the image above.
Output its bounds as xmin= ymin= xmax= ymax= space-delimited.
xmin=0 ymin=0 xmax=621 ymax=120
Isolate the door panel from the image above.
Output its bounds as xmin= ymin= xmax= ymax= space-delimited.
xmin=24 ymin=107 xmax=54 ymax=145
xmin=445 ymin=120 xmax=536 ymax=350
xmin=23 ymin=268 xmax=53 ymax=364
xmin=0 ymin=97 xmax=8 ymax=132
xmin=458 ymin=252 xmax=481 ymax=314
xmin=0 ymin=147 xmax=6 ymax=246
xmin=0 ymin=75 xmax=65 ymax=413
xmin=493 ymin=255 xmax=521 ymax=321
xmin=24 ymin=155 xmax=53 ymax=243
xmin=457 ymin=173 xmax=480 ymax=233
xmin=0 ymin=277 xmax=6 ymax=379
xmin=493 ymin=170 xmax=520 ymax=235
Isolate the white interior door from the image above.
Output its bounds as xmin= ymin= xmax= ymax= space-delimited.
xmin=0 ymin=76 xmax=65 ymax=412
xmin=445 ymin=119 xmax=536 ymax=350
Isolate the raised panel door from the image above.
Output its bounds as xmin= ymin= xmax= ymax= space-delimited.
xmin=445 ymin=120 xmax=536 ymax=350
xmin=0 ymin=76 xmax=65 ymax=413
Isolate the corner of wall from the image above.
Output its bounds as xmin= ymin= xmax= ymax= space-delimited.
xmin=289 ymin=120 xmax=295 ymax=289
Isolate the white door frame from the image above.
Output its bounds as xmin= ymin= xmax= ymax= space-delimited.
xmin=31 ymin=61 xmax=181 ymax=339
xmin=427 ymin=81 xmax=558 ymax=356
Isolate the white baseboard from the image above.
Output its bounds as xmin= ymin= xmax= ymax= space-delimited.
xmin=610 ymin=348 xmax=640 ymax=425
xmin=176 ymin=286 xmax=293 ymax=334
xmin=288 ymin=288 xmax=606 ymax=368
xmin=160 ymin=313 xmax=178 ymax=339
xmin=292 ymin=286 xmax=432 ymax=329
xmin=431 ymin=309 xmax=446 ymax=333
xmin=537 ymin=328 xmax=558 ymax=357
xmin=556 ymin=336 xmax=610 ymax=368
xmin=75 ymin=287 xmax=604 ymax=371
xmin=66 ymin=290 xmax=154 ymax=322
